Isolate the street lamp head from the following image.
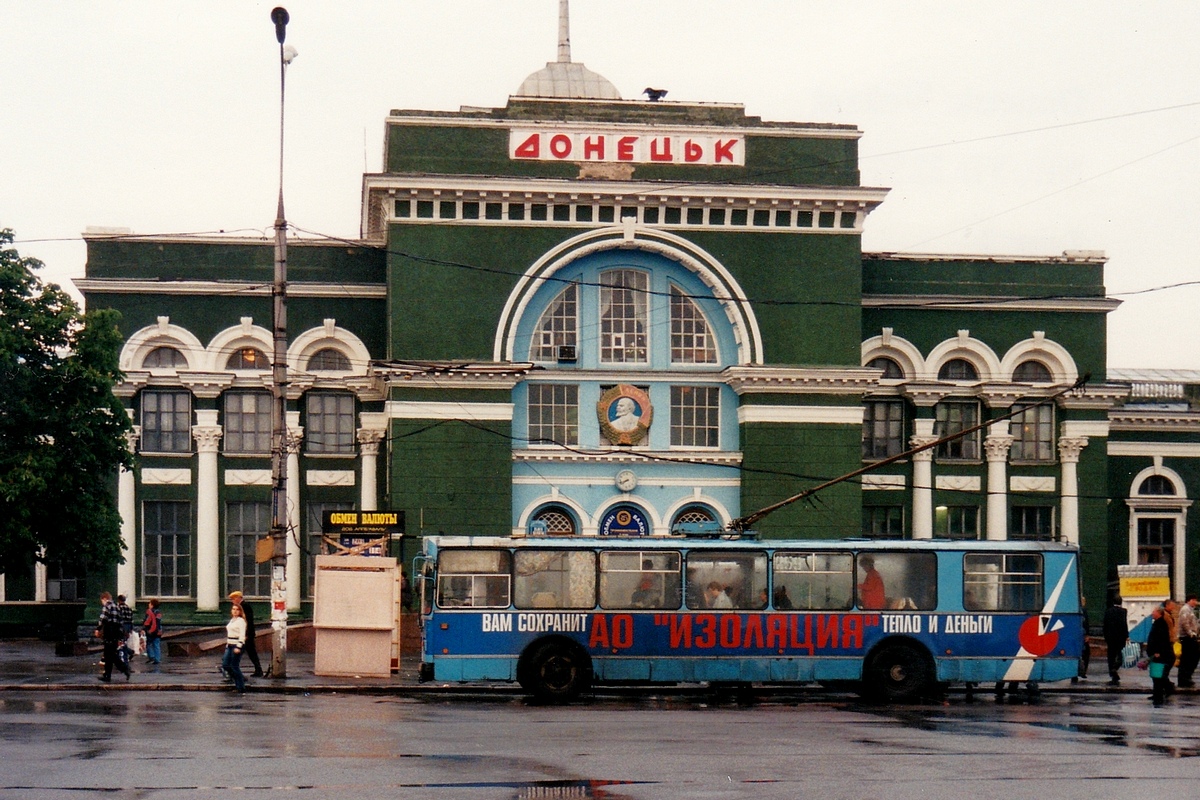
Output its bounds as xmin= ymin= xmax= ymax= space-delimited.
xmin=271 ymin=6 xmax=289 ymax=44
xmin=282 ymin=45 xmax=298 ymax=65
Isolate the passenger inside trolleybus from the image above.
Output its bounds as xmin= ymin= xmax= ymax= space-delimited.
xmin=857 ymin=554 xmax=886 ymax=609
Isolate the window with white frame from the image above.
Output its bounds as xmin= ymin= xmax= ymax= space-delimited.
xmin=1010 ymin=402 xmax=1054 ymax=462
xmin=226 ymin=501 xmax=271 ymax=597
xmin=1013 ymin=359 xmax=1052 ymax=383
xmin=671 ymin=385 xmax=719 ymax=447
xmin=669 ymin=285 xmax=717 ymax=363
xmin=305 ymin=392 xmax=355 ymax=454
xmin=529 ymin=505 xmax=577 ymax=536
xmin=938 ymin=358 xmax=979 ymax=381
xmin=530 ymin=283 xmax=578 ymax=362
xmin=868 ymin=356 xmax=904 ymax=379
xmin=141 ymin=389 xmax=192 ymax=453
xmin=862 ymin=400 xmax=905 ymax=459
xmin=224 ymin=391 xmax=272 ymax=454
xmin=599 ymin=269 xmax=648 ymax=363
xmin=527 ymin=384 xmax=579 ymax=446
xmin=934 ymin=400 xmax=980 ymax=460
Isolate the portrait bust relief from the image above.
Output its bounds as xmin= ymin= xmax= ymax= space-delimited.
xmin=597 ymin=384 xmax=653 ymax=445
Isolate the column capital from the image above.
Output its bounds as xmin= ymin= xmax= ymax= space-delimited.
xmin=909 ymin=435 xmax=938 ymax=462
xmin=357 ymin=427 xmax=386 ymax=456
xmin=984 ymin=434 xmax=1014 ymax=462
xmin=192 ymin=424 xmax=223 ymax=453
xmin=284 ymin=427 xmax=305 ymax=455
xmin=1057 ymin=436 xmax=1089 ymax=463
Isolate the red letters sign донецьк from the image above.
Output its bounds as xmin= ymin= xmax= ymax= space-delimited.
xmin=509 ymin=129 xmax=744 ymax=166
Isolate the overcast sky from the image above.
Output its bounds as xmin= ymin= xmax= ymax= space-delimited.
xmin=3 ymin=1 xmax=1199 ymax=370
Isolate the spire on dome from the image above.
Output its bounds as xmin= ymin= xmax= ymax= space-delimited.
xmin=515 ymin=0 xmax=621 ymax=100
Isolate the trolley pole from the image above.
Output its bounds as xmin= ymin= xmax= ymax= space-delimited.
xmin=268 ymin=6 xmax=293 ymax=679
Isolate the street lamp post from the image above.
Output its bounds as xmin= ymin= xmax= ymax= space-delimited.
xmin=268 ymin=5 xmax=294 ymax=679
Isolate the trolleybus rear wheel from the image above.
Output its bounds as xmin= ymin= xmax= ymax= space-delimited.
xmin=520 ymin=640 xmax=592 ymax=703
xmin=866 ymin=642 xmax=932 ymax=702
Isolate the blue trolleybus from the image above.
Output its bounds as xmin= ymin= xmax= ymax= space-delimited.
xmin=416 ymin=535 xmax=1083 ymax=702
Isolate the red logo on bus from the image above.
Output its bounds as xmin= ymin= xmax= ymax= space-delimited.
xmin=1017 ymin=615 xmax=1059 ymax=657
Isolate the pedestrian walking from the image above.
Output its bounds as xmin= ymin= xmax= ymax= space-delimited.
xmin=142 ymin=599 xmax=164 ymax=666
xmin=1148 ymin=605 xmax=1174 ymax=705
xmin=1176 ymin=594 xmax=1199 ymax=687
xmin=228 ymin=591 xmax=263 ymax=677
xmin=94 ymin=591 xmax=131 ymax=683
xmin=222 ymin=604 xmax=248 ymax=694
xmin=1103 ymin=595 xmax=1128 ymax=685
xmin=116 ymin=594 xmax=134 ymax=665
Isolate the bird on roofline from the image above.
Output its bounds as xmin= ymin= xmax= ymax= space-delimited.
xmin=643 ymin=87 xmax=668 ymax=102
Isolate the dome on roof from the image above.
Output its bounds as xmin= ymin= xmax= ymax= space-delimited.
xmin=516 ymin=61 xmax=622 ymax=101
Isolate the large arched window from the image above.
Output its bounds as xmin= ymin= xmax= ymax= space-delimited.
xmin=1013 ymin=359 xmax=1053 ymax=383
xmin=669 ymin=285 xmax=717 ymax=363
xmin=531 ymin=283 xmax=578 ymax=362
xmin=868 ymin=356 xmax=904 ymax=380
xmin=599 ymin=269 xmax=649 ymax=363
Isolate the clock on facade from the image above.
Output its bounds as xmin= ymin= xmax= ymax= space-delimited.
xmin=615 ymin=470 xmax=637 ymax=492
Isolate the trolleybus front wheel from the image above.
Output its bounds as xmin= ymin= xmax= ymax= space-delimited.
xmin=518 ymin=640 xmax=592 ymax=703
xmin=865 ymin=642 xmax=933 ymax=702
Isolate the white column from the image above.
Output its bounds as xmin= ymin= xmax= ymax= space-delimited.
xmin=34 ymin=549 xmax=47 ymax=602
xmin=984 ymin=423 xmax=1014 ymax=541
xmin=116 ymin=427 xmax=140 ymax=600
xmin=357 ymin=428 xmax=386 ymax=511
xmin=910 ymin=419 xmax=937 ymax=540
xmin=193 ymin=411 xmax=223 ymax=611
xmin=285 ymin=415 xmax=304 ymax=612
xmin=1058 ymin=436 xmax=1089 ymax=546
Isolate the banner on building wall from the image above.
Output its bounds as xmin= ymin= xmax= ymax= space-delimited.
xmin=322 ymin=511 xmax=405 ymax=557
xmin=510 ymin=129 xmax=745 ymax=166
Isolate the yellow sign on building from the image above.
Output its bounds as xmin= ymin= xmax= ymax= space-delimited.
xmin=1119 ymin=576 xmax=1171 ymax=598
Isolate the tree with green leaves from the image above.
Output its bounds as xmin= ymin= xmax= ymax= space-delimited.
xmin=0 ymin=229 xmax=133 ymax=576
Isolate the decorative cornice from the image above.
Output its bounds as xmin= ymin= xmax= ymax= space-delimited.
xmin=376 ymin=361 xmax=535 ymax=391
xmin=860 ymin=294 xmax=1120 ymax=313
xmin=1056 ymin=384 xmax=1128 ymax=410
xmin=723 ymin=366 xmax=879 ymax=395
xmin=225 ymin=469 xmax=271 ymax=487
xmin=513 ymin=449 xmax=743 ymax=466
xmin=1108 ymin=441 xmax=1200 ymax=458
xmin=1108 ymin=410 xmax=1200 ymax=433
xmin=305 ymin=470 xmax=356 ymax=487
xmin=936 ymin=475 xmax=981 ymax=492
xmin=75 ymin=278 xmax=386 ymax=299
xmin=141 ymin=468 xmax=192 ymax=485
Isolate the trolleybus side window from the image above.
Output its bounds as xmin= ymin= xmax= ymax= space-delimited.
xmin=514 ymin=550 xmax=597 ymax=609
xmin=856 ymin=552 xmax=938 ymax=611
xmin=599 ymin=550 xmax=681 ymax=610
xmin=773 ymin=551 xmax=853 ymax=610
xmin=436 ymin=549 xmax=511 ymax=608
xmin=963 ymin=553 xmax=1043 ymax=611
xmin=685 ymin=551 xmax=767 ymax=610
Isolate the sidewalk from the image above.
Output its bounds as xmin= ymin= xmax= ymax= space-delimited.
xmin=0 ymin=638 xmax=499 ymax=696
xmin=0 ymin=638 xmax=1176 ymax=698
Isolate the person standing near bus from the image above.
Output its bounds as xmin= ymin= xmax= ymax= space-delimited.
xmin=857 ymin=555 xmax=885 ymax=610
xmin=1103 ymin=596 xmax=1128 ymax=686
xmin=1176 ymin=594 xmax=1199 ymax=688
